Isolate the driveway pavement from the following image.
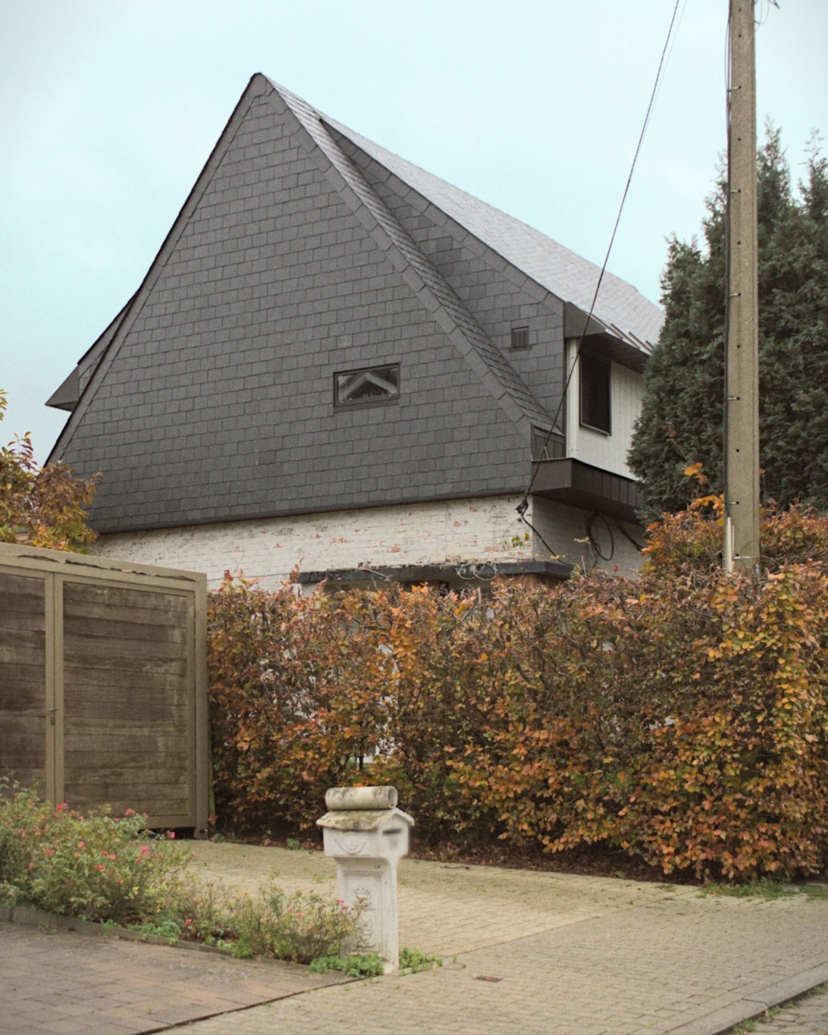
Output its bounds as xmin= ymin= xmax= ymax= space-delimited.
xmin=0 ymin=916 xmax=346 ymax=1035
xmin=746 ymin=985 xmax=828 ymax=1033
xmin=4 ymin=842 xmax=828 ymax=1035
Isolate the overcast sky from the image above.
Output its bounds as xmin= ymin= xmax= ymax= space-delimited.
xmin=1 ymin=0 xmax=825 ymax=460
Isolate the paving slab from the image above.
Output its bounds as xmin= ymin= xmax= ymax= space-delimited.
xmin=744 ymin=983 xmax=828 ymax=1033
xmin=177 ymin=843 xmax=828 ymax=1035
xmin=0 ymin=920 xmax=347 ymax=1035
xmin=187 ymin=840 xmax=698 ymax=957
xmin=162 ymin=892 xmax=828 ymax=1035
xmin=6 ymin=842 xmax=828 ymax=1035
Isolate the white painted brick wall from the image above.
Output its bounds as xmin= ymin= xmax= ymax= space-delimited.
xmin=531 ymin=496 xmax=644 ymax=576
xmin=92 ymin=495 xmax=644 ymax=589
xmin=93 ymin=496 xmax=529 ymax=590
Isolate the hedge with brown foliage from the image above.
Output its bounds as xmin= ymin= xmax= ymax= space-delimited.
xmin=208 ymin=503 xmax=828 ymax=880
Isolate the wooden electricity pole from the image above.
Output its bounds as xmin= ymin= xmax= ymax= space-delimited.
xmin=724 ymin=0 xmax=761 ymax=573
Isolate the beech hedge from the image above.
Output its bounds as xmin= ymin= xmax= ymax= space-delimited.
xmin=208 ymin=503 xmax=828 ymax=880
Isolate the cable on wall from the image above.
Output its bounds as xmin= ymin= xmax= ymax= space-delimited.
xmin=586 ymin=513 xmax=615 ymax=562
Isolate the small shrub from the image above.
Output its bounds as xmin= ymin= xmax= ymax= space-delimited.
xmin=0 ymin=388 xmax=101 ymax=551
xmin=224 ymin=884 xmax=360 ymax=963
xmin=0 ymin=789 xmax=358 ymax=962
xmin=128 ymin=918 xmax=184 ymax=944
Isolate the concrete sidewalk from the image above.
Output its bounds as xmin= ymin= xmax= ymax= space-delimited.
xmin=4 ymin=842 xmax=828 ymax=1035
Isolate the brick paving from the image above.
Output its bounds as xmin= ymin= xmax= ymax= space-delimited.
xmin=167 ymin=891 xmax=828 ymax=1035
xmin=748 ymin=986 xmax=828 ymax=1033
xmin=5 ymin=844 xmax=828 ymax=1035
xmin=187 ymin=840 xmax=692 ymax=957
xmin=0 ymin=921 xmax=346 ymax=1035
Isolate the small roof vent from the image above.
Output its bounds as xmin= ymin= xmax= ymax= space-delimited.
xmin=510 ymin=326 xmax=529 ymax=350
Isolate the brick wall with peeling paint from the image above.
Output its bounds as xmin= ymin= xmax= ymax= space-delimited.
xmin=92 ymin=495 xmax=644 ymax=589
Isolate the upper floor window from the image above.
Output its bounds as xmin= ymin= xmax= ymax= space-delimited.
xmin=334 ymin=365 xmax=400 ymax=407
xmin=579 ymin=351 xmax=611 ymax=434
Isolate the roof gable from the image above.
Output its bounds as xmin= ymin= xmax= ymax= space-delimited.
xmin=52 ymin=76 xmax=555 ymax=464
xmin=46 ymin=74 xmax=662 ymax=534
xmin=49 ymin=76 xmax=539 ymax=532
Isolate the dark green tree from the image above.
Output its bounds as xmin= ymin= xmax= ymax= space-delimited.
xmin=629 ymin=127 xmax=828 ymax=517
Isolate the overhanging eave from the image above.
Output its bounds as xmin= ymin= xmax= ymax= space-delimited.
xmin=564 ymin=302 xmax=652 ymax=373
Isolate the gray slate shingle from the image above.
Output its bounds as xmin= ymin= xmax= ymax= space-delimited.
xmin=323 ymin=114 xmax=663 ymax=347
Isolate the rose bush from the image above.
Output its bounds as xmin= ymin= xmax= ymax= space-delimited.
xmin=0 ymin=788 xmax=359 ymax=960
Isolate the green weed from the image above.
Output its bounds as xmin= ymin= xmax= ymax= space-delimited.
xmin=399 ymin=947 xmax=443 ymax=973
xmin=310 ymin=953 xmax=384 ymax=977
xmin=701 ymin=877 xmax=796 ymax=900
xmin=799 ymin=884 xmax=828 ymax=900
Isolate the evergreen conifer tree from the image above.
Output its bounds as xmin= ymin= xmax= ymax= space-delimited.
xmin=628 ymin=127 xmax=828 ymax=516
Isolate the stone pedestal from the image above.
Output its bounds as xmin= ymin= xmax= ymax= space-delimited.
xmin=317 ymin=786 xmax=414 ymax=973
xmin=336 ymin=857 xmax=398 ymax=963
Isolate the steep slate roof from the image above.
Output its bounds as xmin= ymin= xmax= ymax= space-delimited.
xmin=271 ymin=81 xmax=554 ymax=431
xmin=46 ymin=74 xmax=661 ymax=533
xmin=321 ymin=112 xmax=663 ymax=351
xmin=54 ymin=75 xmax=662 ymax=440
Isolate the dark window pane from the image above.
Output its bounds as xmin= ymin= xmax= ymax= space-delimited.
xmin=580 ymin=351 xmax=611 ymax=433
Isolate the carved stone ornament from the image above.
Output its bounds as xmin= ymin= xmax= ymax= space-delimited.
xmin=334 ymin=832 xmax=368 ymax=855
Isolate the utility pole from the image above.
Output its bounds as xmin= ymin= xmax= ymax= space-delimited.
xmin=723 ymin=0 xmax=761 ymax=573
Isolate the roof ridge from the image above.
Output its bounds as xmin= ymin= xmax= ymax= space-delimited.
xmin=321 ymin=113 xmax=663 ymax=348
xmin=268 ymin=80 xmax=555 ymax=431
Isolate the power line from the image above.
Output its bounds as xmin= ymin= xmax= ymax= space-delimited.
xmin=517 ymin=0 xmax=683 ymax=536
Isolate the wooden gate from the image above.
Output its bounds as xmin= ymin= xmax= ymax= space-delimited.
xmin=0 ymin=543 xmax=208 ymax=832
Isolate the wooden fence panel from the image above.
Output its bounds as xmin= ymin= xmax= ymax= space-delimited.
xmin=0 ymin=544 xmax=208 ymax=832
xmin=63 ymin=581 xmax=193 ymax=818
xmin=0 ymin=571 xmax=48 ymax=792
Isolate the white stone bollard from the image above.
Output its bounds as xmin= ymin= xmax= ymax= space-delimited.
xmin=316 ymin=786 xmax=414 ymax=973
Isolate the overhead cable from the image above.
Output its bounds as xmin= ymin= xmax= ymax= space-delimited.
xmin=516 ymin=0 xmax=684 ymax=537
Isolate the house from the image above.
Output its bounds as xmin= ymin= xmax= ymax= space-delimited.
xmin=47 ymin=74 xmax=663 ymax=591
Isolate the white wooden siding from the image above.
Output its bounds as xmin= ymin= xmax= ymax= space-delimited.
xmin=565 ymin=339 xmax=643 ymax=478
